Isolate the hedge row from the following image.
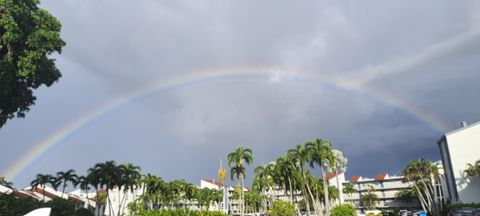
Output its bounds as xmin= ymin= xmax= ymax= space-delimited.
xmin=134 ymin=209 xmax=227 ymax=216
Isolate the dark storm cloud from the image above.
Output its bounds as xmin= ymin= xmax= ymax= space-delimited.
xmin=1 ymin=0 xmax=479 ymax=186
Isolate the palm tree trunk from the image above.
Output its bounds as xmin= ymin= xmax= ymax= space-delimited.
xmin=62 ymin=184 xmax=66 ymax=198
xmin=414 ymin=184 xmax=428 ymax=213
xmin=321 ymin=165 xmax=330 ymax=215
xmin=300 ymin=185 xmax=312 ymax=216
xmin=335 ymin=169 xmax=342 ymax=205
xmin=42 ymin=186 xmax=46 ymax=202
xmin=288 ymin=177 xmax=294 ymax=202
xmin=107 ymin=190 xmax=114 ymax=216
xmin=316 ymin=191 xmax=324 ymax=216
xmin=241 ymin=176 xmax=245 ymax=216
xmin=301 ymin=169 xmax=320 ymax=216
xmin=94 ymin=188 xmax=100 ymax=216
xmin=84 ymin=188 xmax=91 ymax=210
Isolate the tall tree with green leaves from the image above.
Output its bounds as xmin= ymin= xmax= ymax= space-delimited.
xmin=360 ymin=186 xmax=378 ymax=210
xmin=117 ymin=163 xmax=141 ymax=216
xmin=228 ymin=146 xmax=253 ymax=216
xmin=77 ymin=175 xmax=92 ymax=210
xmin=288 ymin=144 xmax=318 ymax=216
xmin=87 ymin=166 xmax=103 ymax=216
xmin=331 ymin=149 xmax=347 ymax=205
xmin=402 ymin=158 xmax=442 ymax=216
xmin=48 ymin=175 xmax=62 ymax=192
xmin=56 ymin=169 xmax=78 ymax=197
xmin=93 ymin=160 xmax=119 ymax=215
xmin=140 ymin=173 xmax=165 ymax=210
xmin=306 ymin=139 xmax=334 ymax=215
xmin=0 ymin=0 xmax=65 ymax=127
xmin=253 ymin=163 xmax=275 ymax=210
xmin=30 ymin=173 xmax=52 ymax=201
xmin=342 ymin=183 xmax=356 ymax=196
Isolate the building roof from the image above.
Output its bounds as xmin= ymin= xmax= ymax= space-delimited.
xmin=202 ymin=179 xmax=224 ymax=187
xmin=375 ymin=173 xmax=389 ymax=181
xmin=31 ymin=188 xmax=62 ymax=200
xmin=324 ymin=172 xmax=339 ymax=181
xmin=13 ymin=190 xmax=41 ymax=200
xmin=445 ymin=120 xmax=480 ymax=137
xmin=350 ymin=176 xmax=362 ymax=183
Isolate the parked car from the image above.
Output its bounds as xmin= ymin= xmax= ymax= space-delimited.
xmin=448 ymin=207 xmax=480 ymax=216
xmin=398 ymin=210 xmax=412 ymax=216
xmin=413 ymin=211 xmax=426 ymax=216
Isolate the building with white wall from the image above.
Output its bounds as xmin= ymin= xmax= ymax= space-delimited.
xmin=342 ymin=173 xmax=418 ymax=210
xmin=437 ymin=120 xmax=480 ymax=204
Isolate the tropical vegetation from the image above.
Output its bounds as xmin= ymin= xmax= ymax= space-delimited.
xmin=228 ymin=146 xmax=253 ymax=216
xmin=252 ymin=138 xmax=347 ymax=216
xmin=464 ymin=159 xmax=480 ymax=178
xmin=359 ymin=186 xmax=378 ymax=210
xmin=330 ymin=203 xmax=357 ymax=216
xmin=0 ymin=194 xmax=84 ymax=216
xmin=129 ymin=209 xmax=226 ymax=216
xmin=268 ymin=199 xmax=296 ymax=216
xmin=5 ymin=139 xmax=347 ymax=216
xmin=401 ymin=158 xmax=443 ymax=216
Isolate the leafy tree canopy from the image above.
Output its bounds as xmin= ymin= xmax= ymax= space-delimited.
xmin=269 ymin=200 xmax=296 ymax=216
xmin=331 ymin=204 xmax=358 ymax=216
xmin=0 ymin=0 xmax=65 ymax=127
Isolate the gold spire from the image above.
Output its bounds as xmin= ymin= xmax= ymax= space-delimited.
xmin=218 ymin=157 xmax=226 ymax=183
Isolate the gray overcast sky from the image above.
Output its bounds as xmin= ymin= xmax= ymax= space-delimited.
xmin=1 ymin=0 xmax=480 ymax=187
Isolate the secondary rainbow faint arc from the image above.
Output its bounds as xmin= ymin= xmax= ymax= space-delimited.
xmin=2 ymin=67 xmax=449 ymax=181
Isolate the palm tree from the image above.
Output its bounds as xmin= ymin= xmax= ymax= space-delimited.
xmin=30 ymin=174 xmax=52 ymax=202
xmin=306 ymin=138 xmax=334 ymax=215
xmin=183 ymin=182 xmax=197 ymax=209
xmin=94 ymin=160 xmax=119 ymax=216
xmin=117 ymin=163 xmax=141 ymax=215
xmin=77 ymin=175 xmax=92 ymax=210
xmin=342 ymin=183 xmax=356 ymax=196
xmin=87 ymin=166 xmax=102 ymax=216
xmin=140 ymin=173 xmax=165 ymax=210
xmin=360 ymin=186 xmax=378 ymax=210
xmin=288 ymin=144 xmax=318 ymax=216
xmin=402 ymin=158 xmax=442 ymax=216
xmin=253 ymin=163 xmax=275 ymax=210
xmin=49 ymin=175 xmax=62 ymax=192
xmin=275 ymin=155 xmax=295 ymax=202
xmin=331 ymin=149 xmax=347 ymax=205
xmin=212 ymin=188 xmax=224 ymax=211
xmin=228 ymin=146 xmax=253 ymax=216
xmin=57 ymin=169 xmax=78 ymax=197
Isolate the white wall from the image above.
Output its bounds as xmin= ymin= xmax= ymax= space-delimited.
xmin=445 ymin=122 xmax=480 ymax=203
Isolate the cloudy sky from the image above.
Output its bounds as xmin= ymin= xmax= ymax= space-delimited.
xmin=1 ymin=0 xmax=479 ymax=187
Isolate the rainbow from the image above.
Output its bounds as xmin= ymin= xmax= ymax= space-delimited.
xmin=1 ymin=67 xmax=449 ymax=181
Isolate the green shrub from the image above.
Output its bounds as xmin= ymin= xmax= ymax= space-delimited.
xmin=0 ymin=194 xmax=42 ymax=215
xmin=331 ymin=204 xmax=358 ymax=216
xmin=46 ymin=198 xmax=76 ymax=216
xmin=270 ymin=200 xmax=296 ymax=216
xmin=134 ymin=209 xmax=227 ymax=216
